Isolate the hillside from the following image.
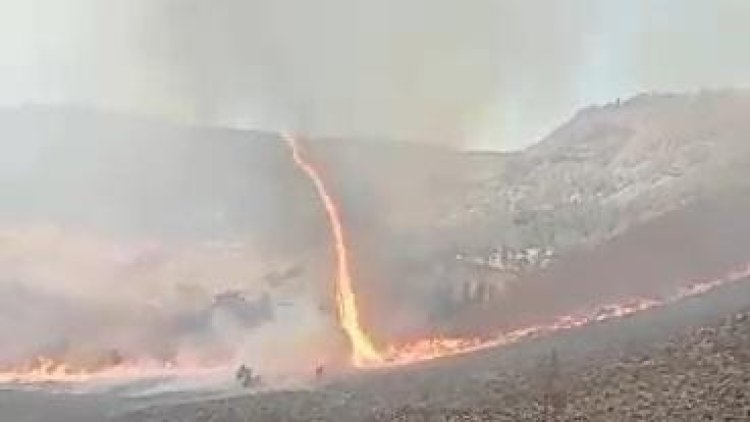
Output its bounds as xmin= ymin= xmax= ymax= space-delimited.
xmin=424 ymin=90 xmax=750 ymax=335
xmin=440 ymin=91 xmax=750 ymax=252
xmin=2 ymin=91 xmax=750 ymax=341
xmin=5 ymin=92 xmax=749 ymax=255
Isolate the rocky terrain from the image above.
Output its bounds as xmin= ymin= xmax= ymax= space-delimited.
xmin=441 ymin=90 xmax=750 ymax=253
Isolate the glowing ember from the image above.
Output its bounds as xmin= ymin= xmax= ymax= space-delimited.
xmin=284 ymin=133 xmax=383 ymax=366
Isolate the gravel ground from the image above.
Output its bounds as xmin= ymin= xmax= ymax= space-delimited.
xmin=114 ymin=280 xmax=750 ymax=422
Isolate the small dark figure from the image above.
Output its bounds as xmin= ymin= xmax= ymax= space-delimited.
xmin=235 ymin=364 xmax=250 ymax=382
xmin=315 ymin=364 xmax=324 ymax=380
xmin=235 ymin=364 xmax=261 ymax=388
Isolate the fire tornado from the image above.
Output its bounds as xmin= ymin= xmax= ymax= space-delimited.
xmin=281 ymin=132 xmax=750 ymax=370
xmin=284 ymin=133 xmax=383 ymax=366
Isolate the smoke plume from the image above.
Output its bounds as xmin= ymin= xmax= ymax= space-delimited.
xmin=2 ymin=1 xmax=749 ymax=149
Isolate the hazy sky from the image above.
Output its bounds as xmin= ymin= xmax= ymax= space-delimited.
xmin=1 ymin=0 xmax=749 ymax=150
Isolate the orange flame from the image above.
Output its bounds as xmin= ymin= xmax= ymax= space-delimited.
xmin=284 ymin=133 xmax=383 ymax=366
xmin=0 ymin=356 xmax=91 ymax=384
xmin=0 ymin=356 xmax=226 ymax=385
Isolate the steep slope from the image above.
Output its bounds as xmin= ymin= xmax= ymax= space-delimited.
xmin=396 ymin=90 xmax=750 ymax=336
xmin=440 ymin=91 xmax=750 ymax=252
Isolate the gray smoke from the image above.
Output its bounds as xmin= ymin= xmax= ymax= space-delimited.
xmin=2 ymin=1 xmax=749 ymax=149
